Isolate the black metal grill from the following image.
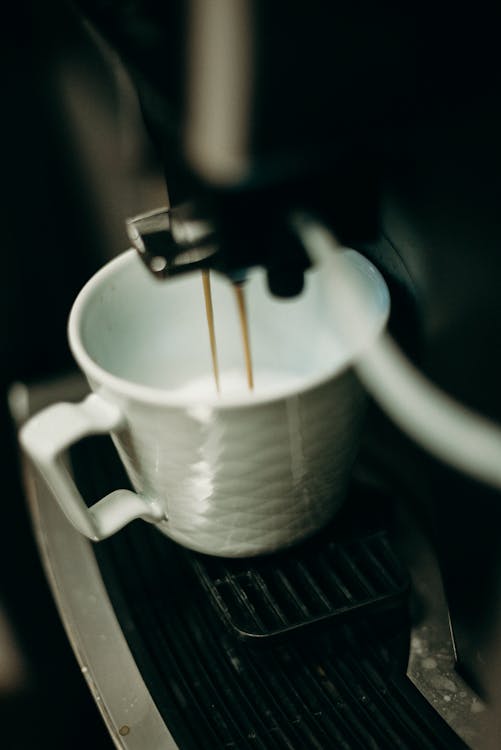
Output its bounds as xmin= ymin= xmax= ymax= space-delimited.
xmin=190 ymin=530 xmax=408 ymax=641
xmin=73 ymin=436 xmax=468 ymax=750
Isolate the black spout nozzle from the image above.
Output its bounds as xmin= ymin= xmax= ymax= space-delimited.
xmin=126 ymin=202 xmax=312 ymax=298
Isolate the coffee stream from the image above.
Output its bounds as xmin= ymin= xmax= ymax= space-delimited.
xmin=201 ymin=270 xmax=220 ymax=393
xmin=234 ymin=281 xmax=254 ymax=390
xmin=201 ymin=271 xmax=254 ymax=394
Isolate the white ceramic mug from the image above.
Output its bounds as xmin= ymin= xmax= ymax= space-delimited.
xmin=20 ymin=242 xmax=390 ymax=557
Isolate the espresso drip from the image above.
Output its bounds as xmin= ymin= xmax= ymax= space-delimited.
xmin=234 ymin=281 xmax=254 ymax=391
xmin=201 ymin=270 xmax=220 ymax=393
xmin=201 ymin=272 xmax=254 ymax=393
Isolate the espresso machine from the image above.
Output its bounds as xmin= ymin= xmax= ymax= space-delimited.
xmin=4 ymin=2 xmax=501 ymax=748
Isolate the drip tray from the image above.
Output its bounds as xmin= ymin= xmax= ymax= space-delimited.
xmin=72 ymin=435 xmax=468 ymax=750
xmin=190 ymin=530 xmax=409 ymax=642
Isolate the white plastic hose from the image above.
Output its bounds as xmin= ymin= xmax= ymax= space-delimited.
xmin=296 ymin=216 xmax=501 ymax=491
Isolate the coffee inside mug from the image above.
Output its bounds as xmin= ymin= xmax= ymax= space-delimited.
xmin=72 ymin=247 xmax=389 ymax=403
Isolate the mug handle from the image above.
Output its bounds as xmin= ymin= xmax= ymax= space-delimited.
xmin=20 ymin=393 xmax=164 ymax=541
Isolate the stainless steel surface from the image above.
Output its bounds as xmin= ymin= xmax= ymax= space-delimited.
xmin=403 ymin=511 xmax=492 ymax=749
xmin=11 ymin=375 xmax=178 ymax=750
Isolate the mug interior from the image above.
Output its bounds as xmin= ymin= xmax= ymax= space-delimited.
xmin=70 ymin=245 xmax=390 ymax=403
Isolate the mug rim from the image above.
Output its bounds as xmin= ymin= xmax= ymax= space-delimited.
xmin=68 ymin=248 xmax=390 ymax=409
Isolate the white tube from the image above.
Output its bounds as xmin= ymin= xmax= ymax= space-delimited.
xmin=296 ymin=215 xmax=501 ymax=491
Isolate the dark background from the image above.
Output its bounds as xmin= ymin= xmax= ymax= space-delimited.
xmin=0 ymin=3 xmax=164 ymax=747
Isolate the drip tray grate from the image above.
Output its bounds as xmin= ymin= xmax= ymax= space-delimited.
xmin=190 ymin=531 xmax=409 ymax=641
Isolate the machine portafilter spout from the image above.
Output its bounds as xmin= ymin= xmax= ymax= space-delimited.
xmin=126 ymin=199 xmax=313 ymax=298
xmin=126 ymin=204 xmax=220 ymax=280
